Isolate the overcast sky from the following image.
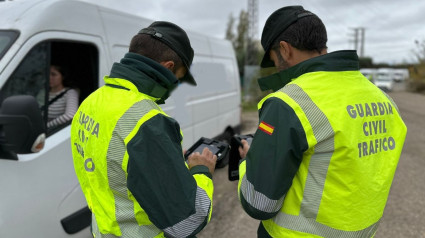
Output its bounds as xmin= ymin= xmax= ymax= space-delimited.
xmin=89 ymin=0 xmax=425 ymax=65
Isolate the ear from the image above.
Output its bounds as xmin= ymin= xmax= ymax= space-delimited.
xmin=160 ymin=61 xmax=175 ymax=71
xmin=279 ymin=41 xmax=293 ymax=61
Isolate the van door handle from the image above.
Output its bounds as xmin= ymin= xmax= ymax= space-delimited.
xmin=60 ymin=206 xmax=91 ymax=234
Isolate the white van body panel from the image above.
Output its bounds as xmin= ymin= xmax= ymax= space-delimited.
xmin=97 ymin=7 xmax=153 ymax=68
xmin=0 ymin=0 xmax=107 ymax=76
xmin=0 ymin=0 xmax=241 ymax=237
xmin=1 ymin=126 xmax=90 ymax=238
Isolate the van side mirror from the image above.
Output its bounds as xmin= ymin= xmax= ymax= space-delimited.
xmin=0 ymin=95 xmax=46 ymax=156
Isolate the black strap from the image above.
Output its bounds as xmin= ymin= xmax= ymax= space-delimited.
xmin=41 ymin=88 xmax=70 ymax=111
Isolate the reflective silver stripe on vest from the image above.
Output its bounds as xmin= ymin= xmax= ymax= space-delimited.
xmin=271 ymin=84 xmax=380 ymax=237
xmin=94 ymin=99 xmax=162 ymax=237
xmin=163 ymin=187 xmax=211 ymax=238
xmin=273 ymin=213 xmax=379 ymax=238
xmin=282 ymin=84 xmax=334 ymax=218
xmin=92 ymin=213 xmax=161 ymax=238
xmin=240 ymin=174 xmax=285 ymax=213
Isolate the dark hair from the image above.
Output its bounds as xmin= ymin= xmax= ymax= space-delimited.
xmin=51 ymin=65 xmax=66 ymax=77
xmin=51 ymin=64 xmax=73 ymax=87
xmin=271 ymin=11 xmax=327 ymax=54
xmin=129 ymin=34 xmax=183 ymax=72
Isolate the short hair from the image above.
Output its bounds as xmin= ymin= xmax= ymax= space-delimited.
xmin=271 ymin=10 xmax=327 ymax=54
xmin=129 ymin=34 xmax=183 ymax=72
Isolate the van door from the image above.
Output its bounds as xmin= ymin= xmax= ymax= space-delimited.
xmin=0 ymin=32 xmax=104 ymax=238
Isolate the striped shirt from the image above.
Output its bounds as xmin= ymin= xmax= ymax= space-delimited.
xmin=47 ymin=87 xmax=79 ymax=129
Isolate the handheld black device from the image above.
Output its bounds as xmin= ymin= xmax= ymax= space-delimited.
xmin=228 ymin=134 xmax=254 ymax=181
xmin=184 ymin=137 xmax=230 ymax=162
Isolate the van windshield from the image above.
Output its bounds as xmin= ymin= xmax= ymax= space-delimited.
xmin=0 ymin=31 xmax=19 ymax=60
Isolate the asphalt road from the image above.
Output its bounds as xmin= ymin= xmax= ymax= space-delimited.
xmin=197 ymin=81 xmax=425 ymax=238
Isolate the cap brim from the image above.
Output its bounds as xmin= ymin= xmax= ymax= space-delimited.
xmin=180 ymin=69 xmax=197 ymax=86
xmin=260 ymin=52 xmax=275 ymax=68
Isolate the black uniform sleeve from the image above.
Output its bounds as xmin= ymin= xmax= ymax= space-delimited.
xmin=126 ymin=114 xmax=210 ymax=237
xmin=239 ymin=97 xmax=308 ymax=220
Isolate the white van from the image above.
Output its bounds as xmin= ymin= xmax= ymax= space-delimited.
xmin=0 ymin=0 xmax=241 ymax=237
xmin=375 ymin=68 xmax=394 ymax=91
xmin=393 ymin=68 xmax=409 ymax=82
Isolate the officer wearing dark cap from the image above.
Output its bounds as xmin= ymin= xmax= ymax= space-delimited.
xmin=71 ymin=21 xmax=217 ymax=238
xmin=237 ymin=6 xmax=406 ymax=238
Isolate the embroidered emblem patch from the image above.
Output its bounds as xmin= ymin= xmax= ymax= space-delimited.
xmin=258 ymin=121 xmax=274 ymax=135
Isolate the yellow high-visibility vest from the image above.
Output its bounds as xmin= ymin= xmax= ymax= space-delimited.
xmin=256 ymin=70 xmax=407 ymax=237
xmin=71 ymin=77 xmax=172 ymax=237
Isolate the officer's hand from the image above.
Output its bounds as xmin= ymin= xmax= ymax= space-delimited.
xmin=238 ymin=139 xmax=250 ymax=159
xmin=188 ymin=147 xmax=218 ymax=175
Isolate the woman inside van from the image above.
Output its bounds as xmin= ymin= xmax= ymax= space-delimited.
xmin=45 ymin=65 xmax=79 ymax=130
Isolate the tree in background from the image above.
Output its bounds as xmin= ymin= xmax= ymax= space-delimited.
xmin=225 ymin=14 xmax=235 ymax=46
xmin=413 ymin=39 xmax=425 ymax=64
xmin=225 ymin=10 xmax=276 ymax=106
xmin=225 ymin=11 xmax=249 ymax=77
xmin=409 ymin=39 xmax=425 ymax=93
xmin=359 ymin=57 xmax=374 ymax=68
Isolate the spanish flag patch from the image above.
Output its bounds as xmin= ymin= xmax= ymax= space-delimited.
xmin=258 ymin=121 xmax=274 ymax=135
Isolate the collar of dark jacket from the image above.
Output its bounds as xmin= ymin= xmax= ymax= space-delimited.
xmin=109 ymin=52 xmax=178 ymax=104
xmin=258 ymin=50 xmax=360 ymax=92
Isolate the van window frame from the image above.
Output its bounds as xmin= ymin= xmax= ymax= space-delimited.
xmin=0 ymin=31 xmax=102 ymax=162
xmin=0 ymin=38 xmax=99 ymax=137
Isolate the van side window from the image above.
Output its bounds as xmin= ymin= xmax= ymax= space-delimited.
xmin=0 ymin=40 xmax=98 ymax=136
xmin=0 ymin=42 xmax=49 ymax=105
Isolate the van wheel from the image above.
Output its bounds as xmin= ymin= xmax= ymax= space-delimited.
xmin=215 ymin=130 xmax=233 ymax=169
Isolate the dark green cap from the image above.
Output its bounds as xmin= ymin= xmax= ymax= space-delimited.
xmin=139 ymin=21 xmax=196 ymax=86
xmin=260 ymin=6 xmax=315 ymax=68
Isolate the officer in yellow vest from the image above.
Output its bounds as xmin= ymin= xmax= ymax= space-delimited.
xmin=237 ymin=6 xmax=407 ymax=238
xmin=71 ymin=21 xmax=217 ymax=238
